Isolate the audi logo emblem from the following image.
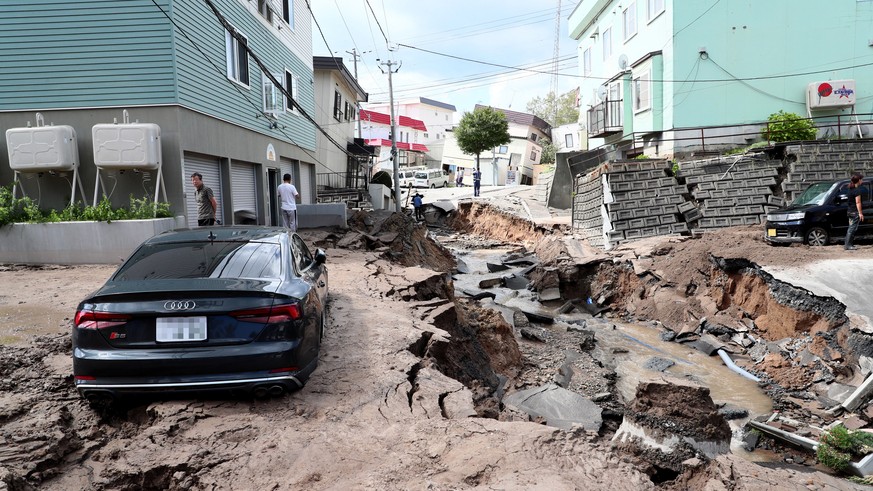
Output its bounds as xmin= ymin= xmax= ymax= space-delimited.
xmin=164 ymin=301 xmax=197 ymax=311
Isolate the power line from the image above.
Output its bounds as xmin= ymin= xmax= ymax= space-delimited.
xmin=364 ymin=0 xmax=389 ymax=44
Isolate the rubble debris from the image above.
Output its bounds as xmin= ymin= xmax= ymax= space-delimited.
xmin=612 ymin=378 xmax=731 ymax=463
xmin=520 ymin=328 xmax=548 ymax=343
xmin=643 ymin=357 xmax=675 ymax=373
xmin=502 ymin=274 xmax=529 ymax=290
xmin=478 ymin=277 xmax=503 ymax=289
xmin=486 ymin=262 xmax=510 ymax=273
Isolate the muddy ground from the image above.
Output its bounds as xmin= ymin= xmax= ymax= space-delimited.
xmin=0 ymin=201 xmax=870 ymax=490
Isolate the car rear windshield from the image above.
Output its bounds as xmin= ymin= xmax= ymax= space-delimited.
xmin=792 ymin=182 xmax=835 ymax=206
xmin=113 ymin=241 xmax=282 ymax=281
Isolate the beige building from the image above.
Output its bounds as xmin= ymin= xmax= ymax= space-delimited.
xmin=364 ymin=97 xmax=456 ymax=163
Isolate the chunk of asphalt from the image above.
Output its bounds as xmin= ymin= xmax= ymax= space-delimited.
xmin=478 ymin=277 xmax=503 ymax=289
xmin=522 ymin=310 xmax=555 ymax=324
xmin=486 ymin=262 xmax=510 ymax=273
xmin=503 ymin=274 xmax=529 ymax=290
xmin=466 ymin=291 xmax=497 ymax=301
xmin=520 ymin=328 xmax=548 ymax=343
xmin=558 ymin=301 xmax=577 ymax=314
xmin=512 ymin=310 xmax=531 ymax=330
xmin=502 ymin=383 xmax=603 ymax=432
xmin=643 ymin=357 xmax=675 ymax=372
xmin=456 ymin=258 xmax=471 ymax=274
xmin=718 ymin=405 xmax=749 ymax=420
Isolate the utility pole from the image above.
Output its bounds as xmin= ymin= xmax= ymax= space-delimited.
xmin=345 ymin=48 xmax=364 ymax=138
xmin=378 ymin=58 xmax=402 ymax=212
xmin=551 ymin=0 xmax=562 ymax=125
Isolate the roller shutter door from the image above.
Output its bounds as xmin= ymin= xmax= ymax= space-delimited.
xmin=183 ymin=154 xmax=222 ymax=227
xmin=231 ymin=162 xmax=258 ymax=224
xmin=299 ymin=162 xmax=314 ymax=204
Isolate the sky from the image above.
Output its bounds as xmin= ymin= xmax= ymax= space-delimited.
xmin=308 ymin=0 xmax=581 ymax=122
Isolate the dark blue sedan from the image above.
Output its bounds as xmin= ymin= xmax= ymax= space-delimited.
xmin=73 ymin=226 xmax=328 ymax=404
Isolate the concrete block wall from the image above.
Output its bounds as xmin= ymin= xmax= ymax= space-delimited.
xmin=572 ymin=165 xmax=606 ymax=248
xmin=783 ymin=142 xmax=873 ymax=202
xmin=678 ymin=156 xmax=783 ymax=231
xmin=603 ymin=160 xmax=683 ymax=244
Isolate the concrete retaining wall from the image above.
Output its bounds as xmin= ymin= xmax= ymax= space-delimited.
xmin=0 ymin=216 xmax=185 ymax=265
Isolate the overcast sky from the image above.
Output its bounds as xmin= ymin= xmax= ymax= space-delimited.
xmin=309 ymin=1 xmax=581 ymax=120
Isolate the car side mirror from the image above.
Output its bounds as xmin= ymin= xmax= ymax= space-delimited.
xmin=314 ymin=248 xmax=327 ymax=265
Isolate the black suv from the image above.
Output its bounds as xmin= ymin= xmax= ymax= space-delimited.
xmin=764 ymin=177 xmax=872 ymax=246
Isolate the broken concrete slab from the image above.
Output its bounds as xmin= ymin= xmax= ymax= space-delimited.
xmin=538 ymin=287 xmax=562 ymax=302
xmin=456 ymin=258 xmax=472 ymax=274
xmin=427 ymin=200 xmax=455 ymax=214
xmin=827 ymin=383 xmax=856 ymax=405
xmin=557 ymin=301 xmax=576 ymax=314
xmin=465 ymin=291 xmax=497 ymax=301
xmin=502 ymin=383 xmax=603 ymax=431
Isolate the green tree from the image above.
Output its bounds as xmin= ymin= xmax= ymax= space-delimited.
xmin=763 ymin=110 xmax=817 ymax=142
xmin=526 ymin=90 xmax=579 ymax=127
xmin=539 ymin=139 xmax=557 ymax=166
xmin=455 ymin=106 xmax=511 ymax=171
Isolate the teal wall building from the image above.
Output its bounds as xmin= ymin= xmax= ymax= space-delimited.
xmin=0 ymin=0 xmax=318 ymax=226
xmin=570 ymin=0 xmax=873 ymax=157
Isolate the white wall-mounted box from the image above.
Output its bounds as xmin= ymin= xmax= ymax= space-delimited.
xmin=92 ymin=123 xmax=161 ymax=170
xmin=6 ymin=125 xmax=79 ymax=171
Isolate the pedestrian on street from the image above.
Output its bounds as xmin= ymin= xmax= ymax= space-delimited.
xmin=845 ymin=172 xmax=865 ymax=250
xmin=191 ymin=172 xmax=218 ymax=226
xmin=412 ymin=192 xmax=424 ymax=221
xmin=456 ymin=169 xmax=464 ymax=187
xmin=278 ymin=173 xmax=300 ymax=232
xmin=472 ymin=168 xmax=482 ymax=197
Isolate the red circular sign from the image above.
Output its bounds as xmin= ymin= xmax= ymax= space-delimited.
xmin=818 ymin=83 xmax=833 ymax=97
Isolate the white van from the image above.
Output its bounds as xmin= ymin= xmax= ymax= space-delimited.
xmin=398 ymin=166 xmax=426 ymax=188
xmin=413 ymin=168 xmax=448 ymax=188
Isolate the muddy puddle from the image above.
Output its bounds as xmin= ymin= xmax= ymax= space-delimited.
xmin=447 ymin=242 xmax=775 ymax=459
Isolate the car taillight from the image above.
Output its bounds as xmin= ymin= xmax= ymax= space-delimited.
xmin=230 ymin=303 xmax=301 ymax=324
xmin=74 ymin=310 xmax=132 ymax=330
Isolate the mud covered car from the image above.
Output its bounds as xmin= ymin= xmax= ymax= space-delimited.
xmin=73 ymin=226 xmax=328 ymax=404
xmin=764 ymin=177 xmax=872 ymax=246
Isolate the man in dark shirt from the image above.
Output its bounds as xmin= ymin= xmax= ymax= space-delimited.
xmin=191 ymin=172 xmax=218 ymax=226
xmin=472 ymin=168 xmax=482 ymax=197
xmin=845 ymin=173 xmax=865 ymax=250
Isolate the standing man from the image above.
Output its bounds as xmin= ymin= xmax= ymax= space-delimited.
xmin=278 ymin=173 xmax=300 ymax=232
xmin=845 ymin=172 xmax=865 ymax=251
xmin=412 ymin=192 xmax=424 ymax=221
xmin=472 ymin=168 xmax=482 ymax=197
xmin=191 ymin=172 xmax=217 ymax=226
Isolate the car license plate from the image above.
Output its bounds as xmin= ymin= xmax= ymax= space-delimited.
xmin=767 ymin=229 xmax=776 ymax=237
xmin=156 ymin=317 xmax=207 ymax=342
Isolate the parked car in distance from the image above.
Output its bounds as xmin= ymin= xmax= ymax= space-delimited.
xmin=398 ymin=166 xmax=426 ymax=188
xmin=73 ymin=226 xmax=328 ymax=405
xmin=413 ymin=168 xmax=449 ymax=188
xmin=764 ymin=177 xmax=872 ymax=246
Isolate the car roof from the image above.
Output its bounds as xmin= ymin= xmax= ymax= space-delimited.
xmin=146 ymin=226 xmax=287 ymax=245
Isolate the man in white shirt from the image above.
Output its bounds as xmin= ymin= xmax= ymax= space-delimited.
xmin=277 ymin=173 xmax=300 ymax=232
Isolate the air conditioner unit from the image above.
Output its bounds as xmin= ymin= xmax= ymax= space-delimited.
xmin=807 ymin=80 xmax=856 ymax=109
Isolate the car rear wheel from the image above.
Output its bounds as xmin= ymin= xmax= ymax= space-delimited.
xmin=430 ymin=183 xmax=436 ymax=189
xmin=805 ymin=227 xmax=829 ymax=246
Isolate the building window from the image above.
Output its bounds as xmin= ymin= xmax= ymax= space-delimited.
xmin=262 ymin=73 xmax=283 ymax=116
xmin=647 ymin=0 xmax=664 ymax=22
xmin=530 ymin=133 xmax=539 ymax=142
xmin=583 ymin=47 xmax=592 ymax=76
xmin=257 ymin=0 xmax=273 ymax=23
xmin=225 ymin=28 xmax=249 ymax=86
xmin=423 ymin=133 xmax=429 ymax=138
xmin=602 ymin=27 xmax=612 ymax=61
xmin=565 ymin=134 xmax=574 ymax=148
xmin=530 ymin=150 xmax=538 ymax=161
xmin=344 ymin=101 xmax=353 ymax=121
xmin=498 ymin=145 xmax=508 ymax=154
xmin=633 ymin=71 xmax=651 ymax=112
xmin=285 ymin=70 xmax=298 ymax=113
xmin=623 ymin=3 xmax=637 ymax=41
xmin=282 ymin=0 xmax=294 ymax=28
xmin=333 ymin=90 xmax=342 ymax=121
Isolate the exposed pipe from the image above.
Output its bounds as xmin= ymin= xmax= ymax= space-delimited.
xmin=716 ymin=349 xmax=760 ymax=382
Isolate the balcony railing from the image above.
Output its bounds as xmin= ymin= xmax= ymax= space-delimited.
xmin=317 ymin=172 xmax=368 ymax=192
xmin=587 ymin=99 xmax=623 ymax=137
